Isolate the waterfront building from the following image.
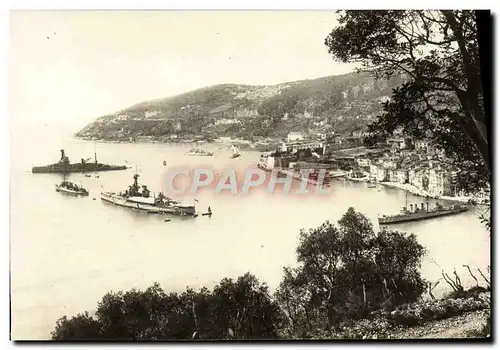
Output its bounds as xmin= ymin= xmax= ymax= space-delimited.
xmin=370 ymin=164 xmax=379 ymax=180
xmin=395 ymin=169 xmax=409 ymax=184
xmin=428 ymin=167 xmax=454 ymax=196
xmin=377 ymin=167 xmax=388 ymax=182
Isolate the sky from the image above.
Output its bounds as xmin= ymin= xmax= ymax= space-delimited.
xmin=9 ymin=10 xmax=357 ymax=129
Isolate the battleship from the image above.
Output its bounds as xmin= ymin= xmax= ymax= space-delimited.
xmin=101 ymin=173 xmax=197 ymax=216
xmin=378 ymin=196 xmax=469 ymax=225
xmin=32 ymin=149 xmax=128 ymax=174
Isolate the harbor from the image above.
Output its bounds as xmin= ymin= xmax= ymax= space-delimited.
xmin=10 ymin=126 xmax=491 ymax=339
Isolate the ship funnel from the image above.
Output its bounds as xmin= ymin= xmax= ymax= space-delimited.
xmin=426 ymin=202 xmax=429 ymax=211
xmin=409 ymin=204 xmax=413 ymax=212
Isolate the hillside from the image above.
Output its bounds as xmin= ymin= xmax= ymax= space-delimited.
xmin=75 ymin=71 xmax=407 ymax=142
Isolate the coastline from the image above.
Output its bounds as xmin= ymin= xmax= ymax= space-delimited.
xmin=367 ymin=180 xmax=489 ymax=205
xmin=73 ymin=135 xmax=272 ymax=151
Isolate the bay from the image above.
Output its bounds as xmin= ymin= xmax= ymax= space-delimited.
xmin=9 ymin=123 xmax=490 ymax=339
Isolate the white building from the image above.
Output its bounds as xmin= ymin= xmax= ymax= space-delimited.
xmin=414 ymin=139 xmax=429 ymax=152
xmin=356 ymin=158 xmax=371 ymax=167
xmin=287 ymin=132 xmax=306 ymax=142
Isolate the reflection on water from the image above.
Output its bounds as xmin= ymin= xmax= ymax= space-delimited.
xmin=10 ymin=125 xmax=490 ymax=339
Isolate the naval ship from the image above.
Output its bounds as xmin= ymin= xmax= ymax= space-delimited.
xmin=55 ymin=180 xmax=89 ymax=196
xmin=101 ymin=173 xmax=197 ymax=216
xmin=32 ymin=149 xmax=128 ymax=174
xmin=378 ymin=193 xmax=468 ymax=225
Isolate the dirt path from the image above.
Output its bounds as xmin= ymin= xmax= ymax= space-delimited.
xmin=392 ymin=309 xmax=490 ymax=339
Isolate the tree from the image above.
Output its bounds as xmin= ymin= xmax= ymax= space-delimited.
xmin=51 ymin=312 xmax=102 ymax=340
xmin=275 ymin=208 xmax=426 ymax=335
xmin=51 ymin=275 xmax=281 ymax=340
xmin=210 ymin=273 xmax=282 ymax=339
xmin=325 ymin=10 xmax=490 ymax=192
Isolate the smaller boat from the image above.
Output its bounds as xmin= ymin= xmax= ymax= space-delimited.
xmin=56 ymin=180 xmax=89 ymax=196
xmin=202 ymin=206 xmax=213 ymax=216
xmin=230 ymin=145 xmax=241 ymax=159
xmin=185 ymin=148 xmax=214 ymax=156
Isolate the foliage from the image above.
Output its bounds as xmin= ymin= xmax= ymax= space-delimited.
xmin=325 ymin=10 xmax=490 ymax=193
xmin=476 ymin=310 xmax=491 ymax=338
xmin=275 ymin=207 xmax=426 ymax=336
xmin=51 ymin=274 xmax=281 ymax=340
xmin=51 ymin=312 xmax=103 ymax=340
xmin=387 ymin=292 xmax=490 ymax=327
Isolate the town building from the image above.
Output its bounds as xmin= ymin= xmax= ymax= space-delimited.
xmin=356 ymin=158 xmax=371 ymax=167
xmin=287 ymin=132 xmax=306 ymax=142
xmin=414 ymin=139 xmax=429 ymax=152
xmin=387 ymin=137 xmax=411 ymax=150
xmin=428 ymin=167 xmax=454 ymax=196
xmin=395 ymin=169 xmax=409 ymax=184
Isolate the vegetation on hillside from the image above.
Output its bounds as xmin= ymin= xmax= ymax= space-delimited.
xmin=75 ymin=73 xmax=405 ymax=141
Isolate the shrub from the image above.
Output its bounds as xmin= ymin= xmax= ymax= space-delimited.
xmin=387 ymin=293 xmax=490 ymax=327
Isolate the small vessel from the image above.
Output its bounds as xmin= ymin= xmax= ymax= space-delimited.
xmin=367 ymin=179 xmax=377 ymax=188
xmin=163 ymin=160 xmax=167 ymax=166
xmin=202 ymin=206 xmax=213 ymax=216
xmin=185 ymin=148 xmax=213 ymax=156
xmin=32 ymin=149 xmax=127 ymax=174
xmin=55 ymin=180 xmax=89 ymax=196
xmin=378 ymin=193 xmax=468 ymax=225
xmin=101 ymin=174 xmax=197 ymax=216
xmin=230 ymin=145 xmax=241 ymax=159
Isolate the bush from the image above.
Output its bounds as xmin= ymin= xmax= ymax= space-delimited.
xmin=387 ymin=293 xmax=490 ymax=327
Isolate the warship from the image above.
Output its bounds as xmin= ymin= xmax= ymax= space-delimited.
xmin=101 ymin=173 xmax=197 ymax=216
xmin=32 ymin=149 xmax=128 ymax=174
xmin=378 ymin=193 xmax=468 ymax=225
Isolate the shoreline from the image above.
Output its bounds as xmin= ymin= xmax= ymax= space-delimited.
xmin=73 ymin=135 xmax=278 ymax=151
xmin=367 ymin=180 xmax=489 ymax=205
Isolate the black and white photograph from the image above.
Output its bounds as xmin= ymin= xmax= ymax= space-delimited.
xmin=7 ymin=8 xmax=492 ymax=341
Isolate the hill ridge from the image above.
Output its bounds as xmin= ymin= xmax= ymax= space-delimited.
xmin=76 ymin=71 xmax=407 ymax=141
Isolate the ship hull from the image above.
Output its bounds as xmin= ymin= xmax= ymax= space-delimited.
xmin=32 ymin=163 xmax=128 ymax=174
xmin=101 ymin=192 xmax=196 ymax=216
xmin=378 ymin=208 xmax=468 ymax=225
